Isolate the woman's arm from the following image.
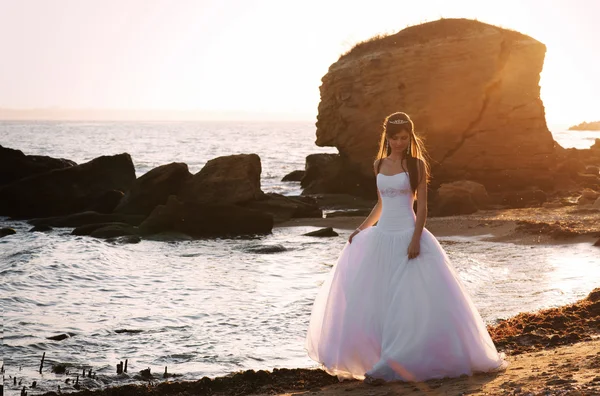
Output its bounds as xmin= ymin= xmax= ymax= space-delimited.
xmin=408 ymin=159 xmax=427 ymax=258
xmin=356 ymin=160 xmax=383 ymax=230
xmin=348 ymin=160 xmax=382 ymax=243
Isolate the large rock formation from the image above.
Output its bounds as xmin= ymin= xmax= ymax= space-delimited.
xmin=314 ymin=18 xmax=557 ymax=194
xmin=0 ymin=153 xmax=135 ymax=218
xmin=0 ymin=145 xmax=76 ymax=186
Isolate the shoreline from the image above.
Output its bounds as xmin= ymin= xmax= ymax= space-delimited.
xmin=277 ymin=207 xmax=600 ymax=245
xmin=34 ymin=288 xmax=600 ymax=396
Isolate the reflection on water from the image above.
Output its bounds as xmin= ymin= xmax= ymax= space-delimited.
xmin=1 ymin=220 xmax=599 ymax=395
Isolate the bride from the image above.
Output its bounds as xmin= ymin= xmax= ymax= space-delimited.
xmin=305 ymin=112 xmax=507 ymax=384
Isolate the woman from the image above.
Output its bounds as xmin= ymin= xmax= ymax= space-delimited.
xmin=305 ymin=112 xmax=507 ymax=384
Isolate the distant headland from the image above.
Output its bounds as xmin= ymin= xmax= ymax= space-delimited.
xmin=568 ymin=121 xmax=600 ymax=131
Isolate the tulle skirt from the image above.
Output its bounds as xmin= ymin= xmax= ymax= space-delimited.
xmin=305 ymin=225 xmax=507 ymax=382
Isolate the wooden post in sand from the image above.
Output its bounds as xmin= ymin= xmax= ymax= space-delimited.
xmin=39 ymin=352 xmax=45 ymax=374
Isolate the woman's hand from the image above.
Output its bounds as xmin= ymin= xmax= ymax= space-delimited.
xmin=348 ymin=229 xmax=361 ymax=244
xmin=407 ymin=238 xmax=420 ymax=259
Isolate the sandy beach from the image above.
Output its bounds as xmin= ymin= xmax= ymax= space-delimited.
xmin=278 ymin=206 xmax=600 ymax=245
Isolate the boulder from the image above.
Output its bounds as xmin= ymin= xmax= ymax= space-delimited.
xmin=437 ymin=181 xmax=490 ymax=209
xmin=0 ymin=145 xmax=76 ymax=186
xmin=0 ymin=153 xmax=136 ymax=218
xmin=138 ymin=196 xmax=273 ymax=238
xmin=29 ymin=225 xmax=53 ymax=232
xmin=499 ymin=189 xmax=547 ymax=208
xmin=244 ymin=244 xmax=287 ymax=254
xmin=72 ymin=222 xmax=135 ymax=236
xmin=178 ymin=154 xmax=264 ymax=205
xmin=82 ymin=190 xmax=124 ymax=214
xmin=114 ymin=162 xmax=192 ymax=216
xmin=240 ymin=193 xmax=322 ymax=223
xmin=29 ymin=211 xmax=145 ymax=228
xmin=303 ymin=227 xmax=339 ymax=237
xmin=281 ymin=170 xmax=305 ymax=182
xmin=301 ymin=154 xmax=375 ymax=199
xmin=0 ymin=227 xmax=16 ymax=238
xmin=106 ymin=235 xmax=142 ymax=244
xmin=431 ymin=185 xmax=478 ymax=217
xmin=314 ymin=19 xmax=556 ymax=195
xmin=584 ymin=166 xmax=599 ymax=176
xmin=89 ymin=225 xmax=137 ymax=239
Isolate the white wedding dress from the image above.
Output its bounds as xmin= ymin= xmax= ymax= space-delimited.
xmin=305 ymin=172 xmax=507 ymax=382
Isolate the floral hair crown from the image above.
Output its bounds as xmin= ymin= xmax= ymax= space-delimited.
xmin=388 ymin=119 xmax=410 ymax=125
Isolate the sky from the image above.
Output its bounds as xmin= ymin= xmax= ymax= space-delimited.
xmin=0 ymin=0 xmax=598 ymax=125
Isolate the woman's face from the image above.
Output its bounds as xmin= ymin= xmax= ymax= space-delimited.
xmin=387 ymin=130 xmax=410 ymax=153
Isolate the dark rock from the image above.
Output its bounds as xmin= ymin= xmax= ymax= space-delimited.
xmin=244 ymin=244 xmax=287 ymax=254
xmin=115 ymin=162 xmax=192 ymax=216
xmin=28 ymin=225 xmax=53 ymax=232
xmin=0 ymin=145 xmax=76 ymax=186
xmin=281 ymin=170 xmax=305 ymax=182
xmin=82 ymin=189 xmax=124 ymax=214
xmin=89 ymin=225 xmax=137 ymax=239
xmin=0 ymin=153 xmax=135 ymax=218
xmin=309 ymin=193 xmax=376 ymax=210
xmin=47 ymin=334 xmax=70 ymax=341
xmin=594 ymin=238 xmax=600 ymax=247
xmin=499 ymin=189 xmax=547 ymax=208
xmin=303 ymin=227 xmax=339 ymax=237
xmin=241 ymin=193 xmax=322 ymax=223
xmin=51 ymin=364 xmax=68 ymax=374
xmin=72 ymin=222 xmax=134 ymax=236
xmin=431 ymin=187 xmax=478 ymax=217
xmin=114 ymin=329 xmax=143 ymax=334
xmin=179 ymin=154 xmax=264 ymax=205
xmin=139 ymin=196 xmax=273 ymax=238
xmin=301 ymin=154 xmax=375 ymax=199
xmin=30 ymin=211 xmax=145 ymax=228
xmin=0 ymin=227 xmax=16 ymax=238
xmin=106 ymin=235 xmax=142 ymax=244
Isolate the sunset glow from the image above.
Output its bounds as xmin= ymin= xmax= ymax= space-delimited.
xmin=0 ymin=0 xmax=598 ymax=125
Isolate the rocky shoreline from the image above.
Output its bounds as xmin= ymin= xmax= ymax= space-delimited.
xmin=30 ymin=288 xmax=599 ymax=396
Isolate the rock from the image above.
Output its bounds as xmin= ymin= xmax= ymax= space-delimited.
xmin=594 ymin=238 xmax=600 ymax=247
xmin=0 ymin=145 xmax=76 ymax=186
xmin=303 ymin=227 xmax=339 ymax=237
xmin=0 ymin=227 xmax=16 ymax=238
xmin=72 ymin=222 xmax=134 ymax=236
xmin=244 ymin=244 xmax=287 ymax=254
xmin=89 ymin=225 xmax=137 ymax=238
xmin=315 ymin=19 xmax=556 ymax=194
xmin=499 ymin=189 xmax=547 ymax=208
xmin=115 ymin=162 xmax=192 ymax=216
xmin=309 ymin=193 xmax=376 ymax=210
xmin=591 ymin=138 xmax=600 ymax=150
xmin=431 ymin=185 xmax=478 ymax=216
xmin=0 ymin=153 xmax=136 ymax=218
xmin=82 ymin=190 xmax=124 ymax=214
xmin=29 ymin=211 xmax=145 ymax=228
xmin=569 ymin=121 xmax=600 ymax=131
xmin=440 ymin=180 xmax=490 ymax=208
xmin=106 ymin=235 xmax=142 ymax=244
xmin=585 ymin=166 xmax=599 ymax=176
xmin=47 ymin=334 xmax=71 ymax=341
xmin=29 ymin=225 xmax=53 ymax=232
xmin=281 ymin=170 xmax=305 ymax=182
xmin=594 ymin=197 xmax=600 ymax=209
xmin=301 ymin=154 xmax=375 ymax=199
xmin=240 ymin=193 xmax=322 ymax=223
xmin=581 ymin=188 xmax=600 ymax=201
xmin=139 ymin=196 xmax=273 ymax=238
xmin=179 ymin=154 xmax=264 ymax=205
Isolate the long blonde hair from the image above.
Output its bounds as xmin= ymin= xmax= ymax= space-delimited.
xmin=375 ymin=112 xmax=430 ymax=192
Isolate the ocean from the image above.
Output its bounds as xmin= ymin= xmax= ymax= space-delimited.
xmin=1 ymin=121 xmax=599 ymax=395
